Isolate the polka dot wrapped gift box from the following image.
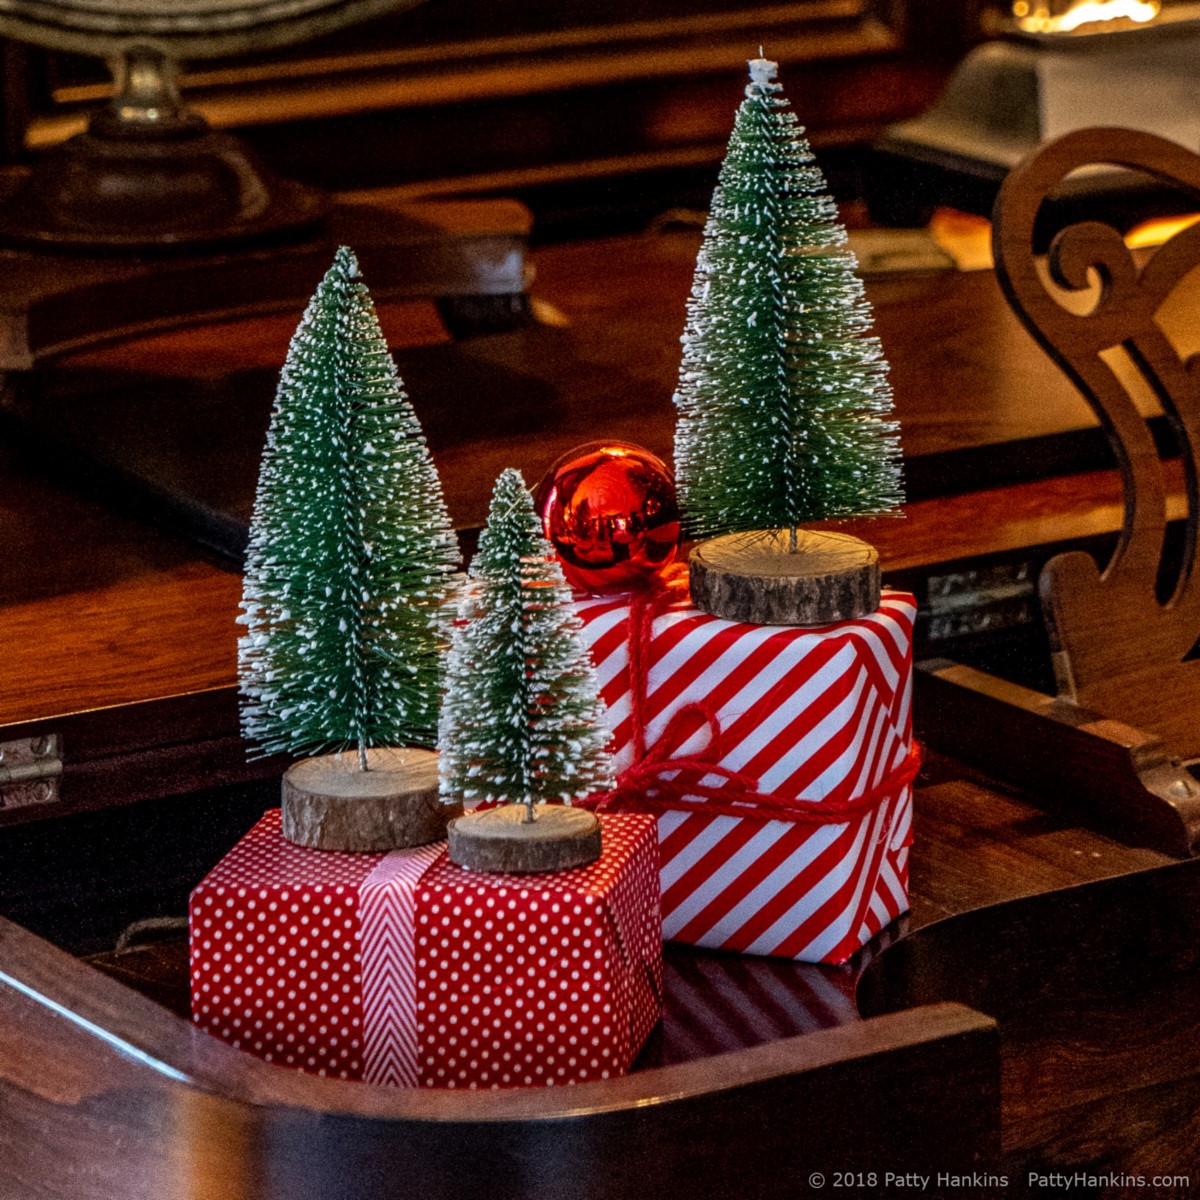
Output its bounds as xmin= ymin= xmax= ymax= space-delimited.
xmin=189 ymin=810 xmax=662 ymax=1089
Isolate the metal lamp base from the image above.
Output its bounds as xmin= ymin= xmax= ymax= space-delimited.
xmin=0 ymin=46 xmax=328 ymax=253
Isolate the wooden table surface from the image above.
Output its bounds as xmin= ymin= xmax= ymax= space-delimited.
xmin=0 ymin=229 xmax=1151 ymax=727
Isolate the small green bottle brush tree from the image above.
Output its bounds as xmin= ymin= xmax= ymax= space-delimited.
xmin=440 ymin=468 xmax=613 ymax=873
xmin=674 ymin=57 xmax=903 ymax=626
xmin=239 ymin=245 xmax=462 ymax=851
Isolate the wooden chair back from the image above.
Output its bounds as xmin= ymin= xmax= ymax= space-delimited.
xmin=993 ymin=128 xmax=1200 ymax=760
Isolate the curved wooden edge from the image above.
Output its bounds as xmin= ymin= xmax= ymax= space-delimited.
xmin=0 ymin=913 xmax=1002 ymax=1198
xmin=860 ymin=855 xmax=1200 ymax=1018
xmin=0 ymin=913 xmax=993 ymax=1123
xmin=991 ymin=127 xmax=1200 ymax=320
xmin=916 ymin=658 xmax=1200 ymax=857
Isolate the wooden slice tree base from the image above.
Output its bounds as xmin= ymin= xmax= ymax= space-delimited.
xmin=282 ymin=747 xmax=460 ymax=852
xmin=689 ymin=529 xmax=881 ymax=626
xmin=447 ymin=804 xmax=602 ymax=874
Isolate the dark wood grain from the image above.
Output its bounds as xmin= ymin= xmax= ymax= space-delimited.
xmin=3 ymin=111 xmax=1200 ymax=1198
xmin=0 ymin=461 xmax=1161 ymax=728
xmin=7 ymin=228 xmax=1120 ymax=566
xmin=907 ymin=765 xmax=1172 ymax=928
xmin=3 ymin=455 xmax=1171 ymax=832
xmin=1 ymin=217 xmax=1167 ymax=856
xmin=5 ymin=0 xmax=966 ymax=229
xmin=908 ymin=129 xmax=1200 ymax=863
xmin=859 ymin=856 xmax=1200 ymax=1187
xmin=526 ymin=232 xmax=1103 ymax=481
xmin=0 ymin=195 xmax=530 ymax=369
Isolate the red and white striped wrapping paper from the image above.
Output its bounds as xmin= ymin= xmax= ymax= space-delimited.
xmin=190 ymin=809 xmax=662 ymax=1088
xmin=576 ymin=587 xmax=916 ymax=965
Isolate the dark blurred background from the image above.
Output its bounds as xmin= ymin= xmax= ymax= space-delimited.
xmin=0 ymin=0 xmax=989 ymax=240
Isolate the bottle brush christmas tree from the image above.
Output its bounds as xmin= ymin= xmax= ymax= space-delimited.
xmin=673 ymin=56 xmax=903 ymax=627
xmin=239 ymin=245 xmax=462 ymax=852
xmin=440 ymin=468 xmax=613 ymax=873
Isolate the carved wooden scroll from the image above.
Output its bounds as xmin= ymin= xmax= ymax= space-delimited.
xmin=993 ymin=128 xmax=1200 ymax=762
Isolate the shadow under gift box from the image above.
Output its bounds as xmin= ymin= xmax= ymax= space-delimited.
xmin=575 ymin=587 xmax=916 ymax=965
xmin=189 ymin=810 xmax=662 ymax=1088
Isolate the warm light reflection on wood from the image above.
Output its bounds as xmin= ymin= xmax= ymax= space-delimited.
xmin=1125 ymin=212 xmax=1200 ymax=249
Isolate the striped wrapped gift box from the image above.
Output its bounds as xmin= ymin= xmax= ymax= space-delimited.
xmin=576 ymin=585 xmax=916 ymax=965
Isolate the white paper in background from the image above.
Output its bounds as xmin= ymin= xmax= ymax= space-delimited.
xmin=1039 ymin=40 xmax=1200 ymax=149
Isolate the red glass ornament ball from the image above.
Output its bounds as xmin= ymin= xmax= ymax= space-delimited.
xmin=536 ymin=440 xmax=681 ymax=592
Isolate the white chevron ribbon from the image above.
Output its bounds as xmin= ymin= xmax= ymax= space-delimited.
xmin=359 ymin=842 xmax=445 ymax=1087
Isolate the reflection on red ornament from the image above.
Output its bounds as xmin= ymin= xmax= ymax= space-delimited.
xmin=535 ymin=440 xmax=681 ymax=593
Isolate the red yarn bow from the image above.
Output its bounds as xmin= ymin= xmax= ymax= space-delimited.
xmin=581 ymin=566 xmax=921 ymax=826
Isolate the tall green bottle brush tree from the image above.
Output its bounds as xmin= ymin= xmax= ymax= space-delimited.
xmin=239 ymin=245 xmax=462 ymax=852
xmin=674 ymin=57 xmax=903 ymax=627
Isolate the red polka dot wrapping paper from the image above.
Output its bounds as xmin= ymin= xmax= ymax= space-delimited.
xmin=575 ymin=589 xmax=916 ymax=965
xmin=189 ymin=810 xmax=663 ymax=1088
